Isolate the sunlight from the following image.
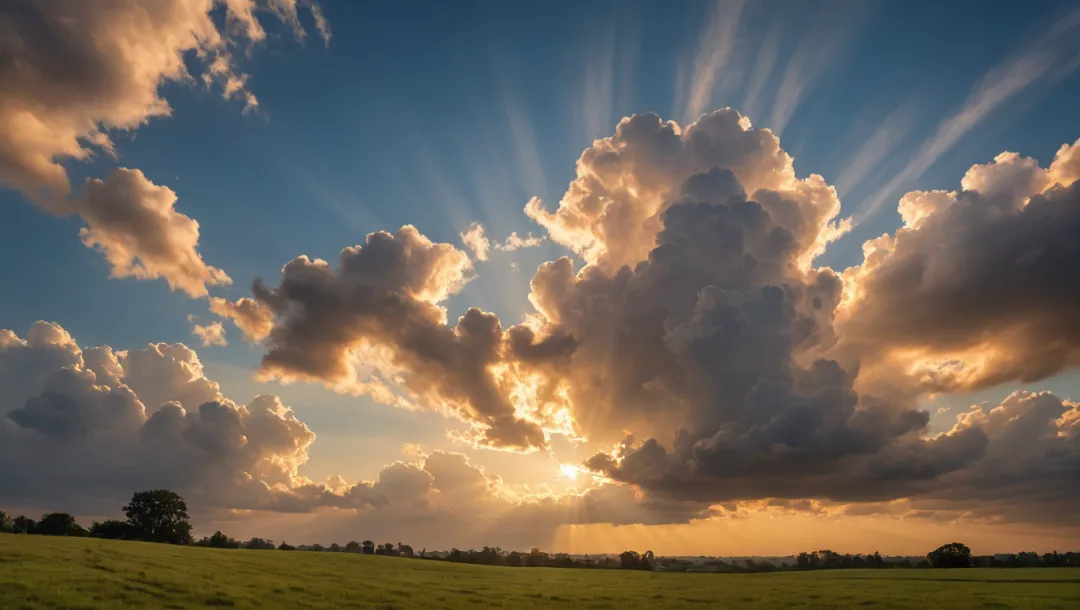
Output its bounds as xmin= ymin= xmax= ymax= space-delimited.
xmin=559 ymin=463 xmax=580 ymax=481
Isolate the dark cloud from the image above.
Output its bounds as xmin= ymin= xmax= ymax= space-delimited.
xmin=0 ymin=322 xmax=711 ymax=545
xmin=232 ymin=226 xmax=577 ymax=450
xmin=836 ymin=143 xmax=1080 ymax=397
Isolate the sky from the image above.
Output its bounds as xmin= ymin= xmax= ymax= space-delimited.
xmin=2 ymin=0 xmax=1080 ymax=556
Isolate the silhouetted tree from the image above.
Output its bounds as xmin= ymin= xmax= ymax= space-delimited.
xmin=0 ymin=510 xmax=13 ymax=533
xmin=123 ymin=490 xmax=192 ymax=544
xmin=244 ymin=537 xmax=275 ymax=550
xmin=37 ymin=512 xmax=86 ymax=536
xmin=397 ymin=543 xmax=415 ymax=558
xmin=619 ymin=550 xmax=654 ymax=570
xmin=329 ymin=543 xmax=341 ymax=552
xmin=12 ymin=516 xmax=37 ymax=534
xmin=927 ymin=542 xmax=972 ymax=568
xmin=278 ymin=541 xmax=295 ymax=551
xmin=208 ymin=531 xmax=239 ymax=548
xmin=361 ymin=540 xmax=375 ymax=554
xmin=89 ymin=519 xmax=129 ymax=539
xmin=345 ymin=541 xmax=361 ymax=553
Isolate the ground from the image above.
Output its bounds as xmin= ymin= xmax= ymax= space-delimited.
xmin=1 ymin=536 xmax=1078 ymax=609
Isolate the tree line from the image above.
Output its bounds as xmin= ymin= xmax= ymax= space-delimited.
xmin=3 ymin=490 xmax=1079 ymax=572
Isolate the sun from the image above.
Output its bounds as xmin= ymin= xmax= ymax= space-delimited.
xmin=559 ymin=463 xmax=579 ymax=481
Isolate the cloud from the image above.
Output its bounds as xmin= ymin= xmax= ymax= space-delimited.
xmin=0 ymin=321 xmax=711 ymax=544
xmin=78 ymin=168 xmax=231 ymax=298
xmin=495 ymin=232 xmax=545 ymax=252
xmin=855 ymin=9 xmax=1080 ymax=222
xmin=460 ymin=222 xmax=490 ymax=261
xmin=516 ymin=111 xmax=1080 ymax=526
xmin=460 ymin=222 xmax=545 ymax=261
xmin=0 ymin=322 xmax=318 ymax=513
xmin=189 ymin=317 xmax=228 ymax=347
xmin=231 ymin=226 xmax=581 ymax=450
xmin=835 ymin=140 xmax=1080 ymax=397
xmin=0 ymin=0 xmax=328 ymax=295
xmin=210 ymin=296 xmax=274 ymax=341
xmin=524 ymin=109 xmax=849 ymax=274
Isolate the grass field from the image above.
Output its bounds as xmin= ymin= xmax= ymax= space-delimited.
xmin=1 ymin=536 xmax=1078 ymax=609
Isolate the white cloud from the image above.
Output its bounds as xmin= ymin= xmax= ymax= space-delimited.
xmin=189 ymin=317 xmax=228 ymax=347
xmin=0 ymin=0 xmax=329 ymax=296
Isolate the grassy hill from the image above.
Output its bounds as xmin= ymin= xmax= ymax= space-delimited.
xmin=1 ymin=535 xmax=1078 ymax=609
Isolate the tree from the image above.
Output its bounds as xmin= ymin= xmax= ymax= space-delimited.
xmin=397 ymin=543 xmax=415 ymax=558
xmin=0 ymin=510 xmax=12 ymax=533
xmin=12 ymin=516 xmax=37 ymax=534
xmin=361 ymin=540 xmax=375 ymax=555
xmin=245 ymin=537 xmax=275 ymax=550
xmin=89 ymin=519 xmax=129 ymax=539
xmin=123 ymin=489 xmax=193 ymax=544
xmin=37 ymin=512 xmax=86 ymax=536
xmin=209 ymin=531 xmax=238 ymax=549
xmin=619 ymin=550 xmax=640 ymax=569
xmin=927 ymin=542 xmax=972 ymax=568
xmin=329 ymin=543 xmax=341 ymax=552
xmin=278 ymin=541 xmax=295 ymax=551
xmin=345 ymin=541 xmax=361 ymax=553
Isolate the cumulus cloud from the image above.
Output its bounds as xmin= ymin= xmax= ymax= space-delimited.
xmin=0 ymin=321 xmax=710 ymax=541
xmin=529 ymin=120 xmax=1079 ymax=523
xmin=156 ymin=107 xmax=1080 ymax=530
xmin=0 ymin=0 xmax=327 ymax=295
xmin=835 ymin=139 xmax=1080 ymax=398
xmin=189 ymin=317 xmax=228 ymax=347
xmin=231 ymin=226 xmax=581 ymax=450
xmin=210 ymin=296 xmax=273 ymax=341
xmin=524 ymin=110 xmax=849 ymax=273
xmin=79 ymin=168 xmax=231 ymax=297
xmin=0 ymin=322 xmax=317 ymax=512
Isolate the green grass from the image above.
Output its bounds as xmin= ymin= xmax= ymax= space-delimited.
xmin=1 ymin=535 xmax=1078 ymax=609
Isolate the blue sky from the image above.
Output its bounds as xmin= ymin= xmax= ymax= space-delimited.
xmin=3 ymin=0 xmax=1080 ymax=550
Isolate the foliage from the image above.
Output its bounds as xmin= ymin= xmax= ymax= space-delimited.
xmin=89 ymin=519 xmax=130 ymax=540
xmin=619 ymin=550 xmax=656 ymax=571
xmin=123 ymin=489 xmax=193 ymax=545
xmin=197 ymin=531 xmax=241 ymax=549
xmin=244 ymin=537 xmax=276 ymax=550
xmin=796 ymin=550 xmax=888 ymax=570
xmin=36 ymin=512 xmax=88 ymax=537
xmin=928 ymin=542 xmax=973 ymax=568
xmin=3 ymin=535 xmax=1080 ymax=609
xmin=12 ymin=515 xmax=38 ymax=534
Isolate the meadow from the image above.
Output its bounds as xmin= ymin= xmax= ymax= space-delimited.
xmin=1 ymin=535 xmax=1078 ymax=609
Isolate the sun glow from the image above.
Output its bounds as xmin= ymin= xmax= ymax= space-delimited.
xmin=559 ymin=463 xmax=580 ymax=481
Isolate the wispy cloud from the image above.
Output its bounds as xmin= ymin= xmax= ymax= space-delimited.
xmin=855 ymin=9 xmax=1080 ymax=223
xmin=677 ymin=0 xmax=747 ymax=125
